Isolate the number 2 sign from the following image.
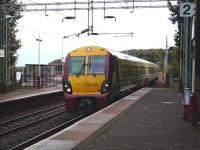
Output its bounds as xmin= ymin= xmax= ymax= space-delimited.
xmin=180 ymin=3 xmax=196 ymax=17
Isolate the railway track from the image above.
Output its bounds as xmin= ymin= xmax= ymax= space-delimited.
xmin=10 ymin=115 xmax=84 ymax=150
xmin=0 ymin=104 xmax=65 ymax=137
xmin=0 ymin=104 xmax=82 ymax=150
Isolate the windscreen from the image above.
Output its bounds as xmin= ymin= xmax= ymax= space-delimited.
xmin=88 ymin=56 xmax=106 ymax=74
xmin=69 ymin=56 xmax=85 ymax=75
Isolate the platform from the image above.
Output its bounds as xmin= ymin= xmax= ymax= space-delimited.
xmin=0 ymin=85 xmax=62 ymax=102
xmin=25 ymin=87 xmax=200 ymax=150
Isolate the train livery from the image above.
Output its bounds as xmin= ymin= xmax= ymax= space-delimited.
xmin=63 ymin=46 xmax=159 ymax=113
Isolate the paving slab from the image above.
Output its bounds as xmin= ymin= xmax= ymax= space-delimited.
xmin=73 ymin=88 xmax=200 ymax=150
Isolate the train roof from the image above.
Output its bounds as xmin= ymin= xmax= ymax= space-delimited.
xmin=68 ymin=46 xmax=158 ymax=67
xmin=108 ymin=49 xmax=158 ymax=67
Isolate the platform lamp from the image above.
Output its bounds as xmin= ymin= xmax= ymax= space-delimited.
xmin=36 ymin=34 xmax=42 ymax=89
xmin=62 ymin=36 xmax=70 ymax=76
xmin=62 ymin=16 xmax=76 ymax=22
xmin=104 ymin=15 xmax=117 ymax=22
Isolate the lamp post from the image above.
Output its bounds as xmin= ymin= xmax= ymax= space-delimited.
xmin=36 ymin=34 xmax=42 ymax=89
xmin=61 ymin=39 xmax=64 ymax=76
xmin=164 ymin=36 xmax=168 ymax=87
xmin=61 ymin=33 xmax=81 ymax=74
xmin=62 ymin=36 xmax=69 ymax=75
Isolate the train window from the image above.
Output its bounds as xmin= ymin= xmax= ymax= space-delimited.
xmin=88 ymin=56 xmax=106 ymax=74
xmin=69 ymin=56 xmax=85 ymax=75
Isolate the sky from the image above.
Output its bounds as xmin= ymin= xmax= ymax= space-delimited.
xmin=16 ymin=0 xmax=177 ymax=67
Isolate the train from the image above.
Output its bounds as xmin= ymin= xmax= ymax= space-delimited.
xmin=63 ymin=46 xmax=159 ymax=113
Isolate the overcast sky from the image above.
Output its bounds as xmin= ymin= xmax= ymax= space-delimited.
xmin=16 ymin=0 xmax=177 ymax=66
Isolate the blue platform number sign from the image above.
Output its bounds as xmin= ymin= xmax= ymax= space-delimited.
xmin=180 ymin=3 xmax=196 ymax=17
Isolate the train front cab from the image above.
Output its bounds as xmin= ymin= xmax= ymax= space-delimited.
xmin=63 ymin=47 xmax=111 ymax=113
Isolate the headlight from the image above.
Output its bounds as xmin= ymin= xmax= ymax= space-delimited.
xmin=63 ymin=80 xmax=72 ymax=94
xmin=101 ymin=80 xmax=110 ymax=93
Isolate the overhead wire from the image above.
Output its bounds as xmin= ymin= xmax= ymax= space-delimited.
xmin=18 ymin=25 xmax=62 ymax=38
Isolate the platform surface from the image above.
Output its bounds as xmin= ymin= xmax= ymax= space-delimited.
xmin=0 ymin=85 xmax=62 ymax=102
xmin=26 ymin=88 xmax=200 ymax=150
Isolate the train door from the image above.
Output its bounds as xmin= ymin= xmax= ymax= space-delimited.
xmin=111 ymin=57 xmax=120 ymax=97
xmin=111 ymin=57 xmax=119 ymax=88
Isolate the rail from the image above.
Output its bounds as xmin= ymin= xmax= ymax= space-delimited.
xmin=10 ymin=115 xmax=84 ymax=150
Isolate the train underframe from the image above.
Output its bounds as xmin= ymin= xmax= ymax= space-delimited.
xmin=64 ymin=92 xmax=109 ymax=114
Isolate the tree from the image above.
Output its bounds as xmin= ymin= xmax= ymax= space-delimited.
xmin=168 ymin=46 xmax=180 ymax=78
xmin=124 ymin=48 xmax=165 ymax=72
xmin=135 ymin=50 xmax=145 ymax=59
xmin=167 ymin=1 xmax=182 ymax=79
xmin=0 ymin=0 xmax=22 ymax=92
xmin=167 ymin=0 xmax=182 ymax=49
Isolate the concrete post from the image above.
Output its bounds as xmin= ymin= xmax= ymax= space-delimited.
xmin=195 ymin=0 xmax=200 ymax=122
xmin=182 ymin=0 xmax=192 ymax=120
